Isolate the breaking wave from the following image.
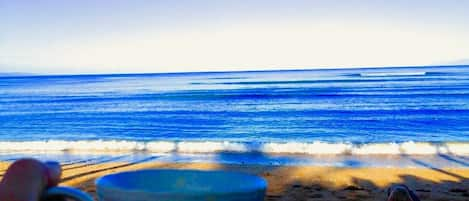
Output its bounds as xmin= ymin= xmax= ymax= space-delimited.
xmin=0 ymin=140 xmax=468 ymax=155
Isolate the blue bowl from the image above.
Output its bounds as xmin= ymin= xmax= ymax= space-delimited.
xmin=95 ymin=169 xmax=267 ymax=201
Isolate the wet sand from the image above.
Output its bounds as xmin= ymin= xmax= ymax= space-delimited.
xmin=1 ymin=161 xmax=469 ymax=201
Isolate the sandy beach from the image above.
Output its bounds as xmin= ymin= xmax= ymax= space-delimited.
xmin=1 ymin=160 xmax=469 ymax=201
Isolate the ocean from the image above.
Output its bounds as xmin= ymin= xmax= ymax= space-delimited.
xmin=1 ymin=66 xmax=468 ymax=167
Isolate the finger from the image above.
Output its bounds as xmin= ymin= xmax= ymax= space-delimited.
xmin=45 ymin=161 xmax=62 ymax=187
xmin=0 ymin=158 xmax=48 ymax=201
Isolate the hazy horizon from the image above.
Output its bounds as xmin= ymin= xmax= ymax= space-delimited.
xmin=1 ymin=0 xmax=469 ymax=74
xmin=2 ymin=64 xmax=469 ymax=77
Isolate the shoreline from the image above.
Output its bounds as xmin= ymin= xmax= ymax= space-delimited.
xmin=2 ymin=152 xmax=469 ymax=168
xmin=2 ymin=161 xmax=469 ymax=201
xmin=0 ymin=141 xmax=468 ymax=160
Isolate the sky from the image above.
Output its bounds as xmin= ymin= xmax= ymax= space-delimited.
xmin=1 ymin=0 xmax=469 ymax=74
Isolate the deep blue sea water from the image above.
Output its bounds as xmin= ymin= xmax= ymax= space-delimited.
xmin=1 ymin=66 xmax=469 ymax=158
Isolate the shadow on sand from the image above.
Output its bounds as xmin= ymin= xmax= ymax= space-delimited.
xmin=1 ymin=152 xmax=468 ymax=201
xmin=46 ymin=152 xmax=469 ymax=201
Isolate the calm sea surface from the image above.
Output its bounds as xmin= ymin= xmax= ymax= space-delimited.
xmin=0 ymin=66 xmax=469 ymax=157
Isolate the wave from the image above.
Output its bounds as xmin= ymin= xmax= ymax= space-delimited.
xmin=0 ymin=140 xmax=468 ymax=155
xmin=360 ymin=72 xmax=427 ymax=77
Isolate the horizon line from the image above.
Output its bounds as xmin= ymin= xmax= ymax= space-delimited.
xmin=1 ymin=64 xmax=469 ymax=78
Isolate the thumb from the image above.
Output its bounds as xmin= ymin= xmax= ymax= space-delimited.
xmin=0 ymin=159 xmax=62 ymax=201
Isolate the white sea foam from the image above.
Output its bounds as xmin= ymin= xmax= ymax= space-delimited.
xmin=360 ymin=72 xmax=427 ymax=77
xmin=260 ymin=142 xmax=352 ymax=155
xmin=0 ymin=140 xmax=468 ymax=155
xmin=351 ymin=143 xmax=402 ymax=155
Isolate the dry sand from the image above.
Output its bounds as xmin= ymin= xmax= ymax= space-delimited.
xmin=1 ymin=161 xmax=469 ymax=201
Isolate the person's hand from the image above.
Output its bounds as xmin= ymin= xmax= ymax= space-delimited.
xmin=0 ymin=158 xmax=62 ymax=201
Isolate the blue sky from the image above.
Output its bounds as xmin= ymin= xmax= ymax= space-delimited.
xmin=1 ymin=0 xmax=469 ymax=74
